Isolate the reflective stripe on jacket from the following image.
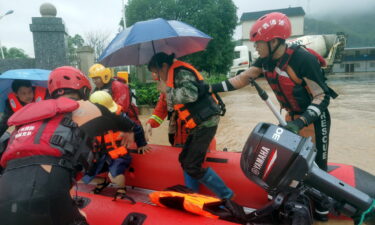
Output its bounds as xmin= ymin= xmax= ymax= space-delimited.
xmin=147 ymin=93 xmax=168 ymax=128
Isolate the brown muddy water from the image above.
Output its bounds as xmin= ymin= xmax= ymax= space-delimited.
xmin=140 ymin=73 xmax=375 ymax=225
xmin=141 ymin=73 xmax=375 ymax=175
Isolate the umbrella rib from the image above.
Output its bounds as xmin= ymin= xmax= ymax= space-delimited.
xmin=165 ymin=20 xmax=179 ymax=37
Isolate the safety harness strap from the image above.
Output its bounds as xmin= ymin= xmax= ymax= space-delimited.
xmin=4 ymin=155 xmax=74 ymax=172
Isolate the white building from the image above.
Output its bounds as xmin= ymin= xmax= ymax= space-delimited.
xmin=332 ymin=47 xmax=375 ymax=73
xmin=239 ymin=7 xmax=305 ymax=58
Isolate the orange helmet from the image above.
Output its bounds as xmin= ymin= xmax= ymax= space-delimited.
xmin=250 ymin=12 xmax=291 ymax=42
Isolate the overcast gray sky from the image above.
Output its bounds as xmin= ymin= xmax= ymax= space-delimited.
xmin=1 ymin=0 xmax=374 ymax=57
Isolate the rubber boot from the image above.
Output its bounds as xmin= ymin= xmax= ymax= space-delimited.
xmin=198 ymin=167 xmax=233 ymax=199
xmin=184 ymin=171 xmax=199 ymax=192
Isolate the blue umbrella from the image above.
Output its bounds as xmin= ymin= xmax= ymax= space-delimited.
xmin=98 ymin=18 xmax=212 ymax=66
xmin=0 ymin=69 xmax=50 ymax=112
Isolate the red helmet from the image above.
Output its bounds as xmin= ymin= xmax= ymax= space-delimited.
xmin=250 ymin=12 xmax=291 ymax=42
xmin=48 ymin=66 xmax=92 ymax=99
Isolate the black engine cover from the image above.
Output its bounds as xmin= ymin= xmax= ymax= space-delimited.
xmin=240 ymin=122 xmax=316 ymax=193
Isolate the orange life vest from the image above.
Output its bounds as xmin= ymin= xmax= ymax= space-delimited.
xmin=166 ymin=61 xmax=220 ymax=129
xmin=95 ymin=106 xmax=128 ymax=159
xmin=149 ymin=191 xmax=222 ymax=219
xmin=8 ymin=86 xmax=47 ymax=113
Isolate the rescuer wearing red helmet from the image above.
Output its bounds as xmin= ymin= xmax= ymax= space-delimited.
xmin=209 ymin=12 xmax=338 ymax=221
xmin=0 ymin=66 xmax=139 ymax=225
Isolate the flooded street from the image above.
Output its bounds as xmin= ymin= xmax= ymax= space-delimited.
xmin=141 ymin=73 xmax=375 ymax=175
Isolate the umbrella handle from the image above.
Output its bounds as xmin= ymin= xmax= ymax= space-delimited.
xmin=152 ymin=41 xmax=156 ymax=56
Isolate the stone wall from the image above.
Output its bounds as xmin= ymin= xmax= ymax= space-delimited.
xmin=0 ymin=58 xmax=36 ymax=74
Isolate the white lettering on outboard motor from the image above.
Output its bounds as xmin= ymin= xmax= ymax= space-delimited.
xmin=250 ymin=146 xmax=271 ymax=176
xmin=272 ymin=127 xmax=284 ymax=141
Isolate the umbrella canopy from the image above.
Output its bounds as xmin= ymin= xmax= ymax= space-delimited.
xmin=0 ymin=69 xmax=50 ymax=112
xmin=98 ymin=18 xmax=212 ymax=66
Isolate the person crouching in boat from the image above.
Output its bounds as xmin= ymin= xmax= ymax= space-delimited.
xmin=0 ymin=66 xmax=138 ymax=225
xmin=147 ymin=52 xmax=233 ymax=199
xmin=82 ymin=90 xmax=150 ymax=202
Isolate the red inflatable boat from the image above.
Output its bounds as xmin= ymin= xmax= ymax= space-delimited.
xmin=76 ymin=144 xmax=375 ymax=225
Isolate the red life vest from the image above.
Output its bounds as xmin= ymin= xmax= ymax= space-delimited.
xmin=1 ymin=97 xmax=83 ymax=168
xmin=264 ymin=45 xmax=324 ymax=113
xmin=166 ymin=61 xmax=220 ymax=129
xmin=7 ymin=86 xmax=47 ymax=112
xmin=111 ymin=78 xmax=140 ymax=125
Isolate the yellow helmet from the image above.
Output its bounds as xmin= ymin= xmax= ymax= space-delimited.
xmin=88 ymin=64 xmax=112 ymax=84
xmin=89 ymin=91 xmax=118 ymax=113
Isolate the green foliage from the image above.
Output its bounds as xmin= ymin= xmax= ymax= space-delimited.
xmin=132 ymin=82 xmax=160 ymax=106
xmin=125 ymin=0 xmax=237 ymax=74
xmin=67 ymin=34 xmax=85 ymax=66
xmin=201 ymin=72 xmax=227 ymax=84
xmin=126 ymin=0 xmax=177 ymax=25
xmin=1 ymin=46 xmax=29 ymax=59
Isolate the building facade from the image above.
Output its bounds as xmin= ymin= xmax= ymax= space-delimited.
xmin=332 ymin=47 xmax=375 ymax=73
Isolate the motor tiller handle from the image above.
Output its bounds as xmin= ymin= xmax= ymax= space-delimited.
xmin=250 ymin=79 xmax=287 ymax=127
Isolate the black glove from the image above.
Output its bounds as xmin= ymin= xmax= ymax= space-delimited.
xmin=284 ymin=118 xmax=305 ymax=134
xmin=193 ymin=81 xmax=210 ymax=98
xmin=133 ymin=124 xmax=147 ymax=147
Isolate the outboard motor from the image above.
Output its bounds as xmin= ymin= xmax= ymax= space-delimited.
xmin=240 ymin=122 xmax=374 ymax=223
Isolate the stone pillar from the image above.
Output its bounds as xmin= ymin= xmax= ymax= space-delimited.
xmin=77 ymin=46 xmax=95 ymax=75
xmin=29 ymin=3 xmax=68 ymax=70
xmin=136 ymin=65 xmax=148 ymax=83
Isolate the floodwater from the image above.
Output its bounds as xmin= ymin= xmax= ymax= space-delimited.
xmin=142 ymin=73 xmax=375 ymax=175
xmin=140 ymin=73 xmax=374 ymax=225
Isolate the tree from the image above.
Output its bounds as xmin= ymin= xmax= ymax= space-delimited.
xmin=125 ymin=0 xmax=237 ymax=75
xmin=125 ymin=0 xmax=177 ymax=26
xmin=84 ymin=31 xmax=111 ymax=60
xmin=67 ymin=34 xmax=85 ymax=66
xmin=1 ymin=46 xmax=29 ymax=59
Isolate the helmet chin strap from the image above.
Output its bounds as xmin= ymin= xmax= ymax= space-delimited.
xmin=265 ymin=40 xmax=282 ymax=70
